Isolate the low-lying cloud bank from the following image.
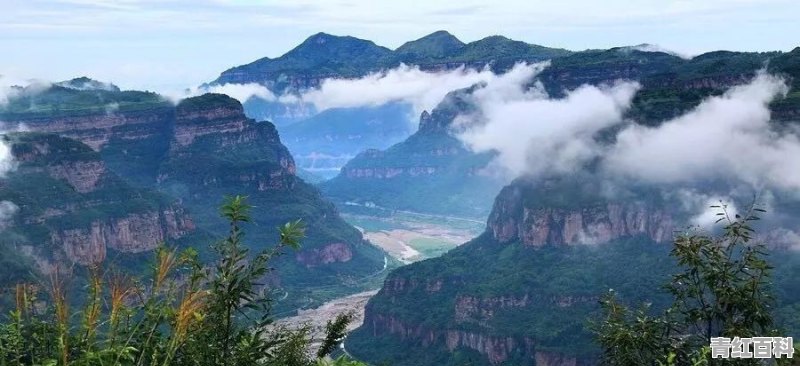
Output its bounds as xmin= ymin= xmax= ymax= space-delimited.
xmin=0 ymin=136 xmax=15 ymax=178
xmin=296 ymin=63 xmax=549 ymax=116
xmin=605 ymin=73 xmax=797 ymax=190
xmin=185 ymin=63 xmax=550 ymax=121
xmin=460 ymin=79 xmax=640 ymax=177
xmin=453 ymin=67 xmax=799 ymax=243
xmin=457 ymin=70 xmax=798 ymax=193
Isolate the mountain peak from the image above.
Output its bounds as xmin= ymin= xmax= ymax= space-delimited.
xmin=303 ymin=32 xmax=339 ymax=45
xmin=55 ymin=77 xmax=120 ymax=92
xmin=291 ymin=32 xmax=390 ymax=55
xmin=460 ymin=35 xmax=572 ymax=61
xmin=177 ymin=93 xmax=243 ymax=114
xmin=396 ymin=31 xmax=465 ymax=59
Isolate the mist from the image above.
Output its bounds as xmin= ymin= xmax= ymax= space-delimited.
xmin=459 ymin=80 xmax=640 ymax=178
xmin=0 ymin=200 xmax=18 ymax=230
xmin=295 ymin=63 xmax=549 ymax=117
xmin=605 ymin=72 xmax=797 ymax=191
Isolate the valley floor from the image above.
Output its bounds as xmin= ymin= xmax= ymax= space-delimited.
xmin=272 ymin=210 xmax=484 ymax=355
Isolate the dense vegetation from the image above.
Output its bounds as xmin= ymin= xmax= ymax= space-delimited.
xmin=0 ymin=84 xmax=169 ymax=119
xmin=0 ymin=90 xmax=389 ymax=316
xmin=0 ymin=196 xmax=366 ymax=366
xmin=347 ymin=198 xmax=800 ymax=365
xmin=594 ymin=204 xmax=800 ymax=365
xmin=214 ymin=31 xmax=571 ymax=89
xmin=0 ymin=133 xmax=204 ymax=272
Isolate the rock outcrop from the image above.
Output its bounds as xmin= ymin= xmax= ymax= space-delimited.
xmin=488 ymin=183 xmax=674 ymax=246
xmin=54 ymin=207 xmax=194 ymax=265
xmin=8 ymin=105 xmax=174 ymax=151
xmin=0 ymin=132 xmax=197 ymax=267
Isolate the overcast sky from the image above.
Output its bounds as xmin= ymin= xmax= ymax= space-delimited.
xmin=1 ymin=0 xmax=798 ymax=93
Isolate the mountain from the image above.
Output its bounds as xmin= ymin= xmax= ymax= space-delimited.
xmin=213 ymin=31 xmax=572 ymax=92
xmin=159 ymin=94 xmax=386 ymax=299
xmin=280 ymin=102 xmax=414 ymax=179
xmin=320 ymin=87 xmax=504 ymax=218
xmin=215 ymin=32 xmax=394 ymax=89
xmin=395 ymin=30 xmax=466 ymax=61
xmin=213 ymin=31 xmax=573 ymax=176
xmin=346 ymin=176 xmax=800 ymax=365
xmin=0 ymin=132 xmax=199 ymax=284
xmin=0 ymin=83 xmax=387 ymax=310
xmin=320 ymin=47 xmax=800 ymax=218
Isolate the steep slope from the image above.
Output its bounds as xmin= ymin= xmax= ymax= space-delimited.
xmin=395 ymin=30 xmax=466 ymax=61
xmin=348 ymin=176 xmax=800 ymax=365
xmin=0 ymin=83 xmax=174 ymax=185
xmin=0 ymin=132 xmax=196 ymax=276
xmin=0 ymin=85 xmax=387 ymax=311
xmin=158 ymin=94 xmax=386 ymax=300
xmin=215 ymin=32 xmax=394 ymax=89
xmin=320 ymin=87 xmax=504 ymax=218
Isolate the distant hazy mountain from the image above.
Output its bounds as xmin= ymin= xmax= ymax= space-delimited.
xmin=320 ymin=86 xmax=503 ymax=218
xmin=213 ymin=31 xmax=571 ymax=90
xmin=280 ymin=102 xmax=414 ymax=179
xmin=323 ymin=46 xmax=800 ymax=217
xmin=212 ymin=31 xmax=574 ymax=176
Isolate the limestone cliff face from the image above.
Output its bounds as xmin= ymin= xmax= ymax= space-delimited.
xmin=52 ymin=207 xmax=195 ymax=265
xmin=161 ymin=94 xmax=298 ymax=191
xmin=364 ymin=312 xmax=587 ymax=365
xmin=2 ymin=133 xmax=197 ymax=267
xmin=12 ymin=106 xmax=174 ymax=151
xmin=487 ymin=182 xmax=674 ymax=247
xmin=365 ymin=276 xmax=596 ymax=364
xmin=47 ymin=161 xmax=107 ymax=193
xmin=172 ymin=105 xmax=252 ymax=147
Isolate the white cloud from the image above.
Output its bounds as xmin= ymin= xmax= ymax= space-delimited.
xmin=0 ymin=75 xmax=24 ymax=106
xmin=672 ymin=189 xmax=739 ymax=229
xmin=168 ymin=82 xmax=280 ymax=104
xmin=766 ymin=228 xmax=800 ymax=250
xmin=605 ymin=72 xmax=799 ymax=191
xmin=0 ymin=75 xmax=53 ymax=107
xmin=295 ymin=63 xmax=548 ymax=117
xmin=0 ymin=137 xmax=15 ymax=178
xmin=0 ymin=200 xmax=19 ymax=230
xmin=625 ymin=44 xmax=693 ymax=59
xmin=458 ymin=79 xmax=640 ymax=178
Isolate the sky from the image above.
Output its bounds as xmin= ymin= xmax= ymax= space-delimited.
xmin=1 ymin=0 xmax=799 ymax=93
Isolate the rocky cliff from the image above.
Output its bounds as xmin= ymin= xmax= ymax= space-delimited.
xmin=53 ymin=207 xmax=194 ymax=265
xmin=1 ymin=88 xmax=387 ymax=311
xmin=351 ymin=170 xmax=800 ymax=366
xmin=155 ymin=94 xmax=386 ymax=302
xmin=0 ymin=132 xmax=195 ymax=269
xmin=487 ymin=182 xmax=674 ymax=246
xmin=321 ymin=88 xmax=503 ymax=218
xmin=346 ymin=176 xmax=681 ymax=366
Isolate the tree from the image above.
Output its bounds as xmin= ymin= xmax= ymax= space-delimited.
xmin=593 ymin=202 xmax=798 ymax=365
xmin=0 ymin=195 xmax=367 ymax=366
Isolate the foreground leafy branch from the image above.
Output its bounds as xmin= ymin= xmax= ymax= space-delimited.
xmin=0 ymin=195 xmax=366 ymax=366
xmin=593 ymin=202 xmax=798 ymax=365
